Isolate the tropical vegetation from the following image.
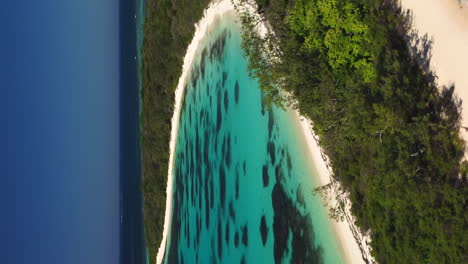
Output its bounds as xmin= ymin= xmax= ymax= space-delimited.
xmin=239 ymin=0 xmax=468 ymax=263
xmin=141 ymin=0 xmax=468 ymax=262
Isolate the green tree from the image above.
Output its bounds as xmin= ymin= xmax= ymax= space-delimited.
xmin=287 ymin=0 xmax=376 ymax=82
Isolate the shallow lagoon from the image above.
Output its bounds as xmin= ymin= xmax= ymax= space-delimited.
xmin=165 ymin=17 xmax=345 ymax=264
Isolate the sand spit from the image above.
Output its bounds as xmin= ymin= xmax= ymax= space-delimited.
xmin=155 ymin=1 xmax=236 ymax=263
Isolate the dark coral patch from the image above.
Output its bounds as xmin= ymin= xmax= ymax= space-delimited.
xmin=268 ymin=109 xmax=274 ymax=136
xmin=222 ymin=71 xmax=228 ymax=86
xmin=297 ymin=184 xmax=305 ymax=207
xmin=267 ymin=141 xmax=276 ymax=164
xmin=271 ymin=183 xmax=324 ymax=264
xmin=221 ymin=135 xmax=227 ymax=159
xmin=234 ymin=232 xmax=239 ymax=248
xmin=210 ymin=30 xmax=227 ymax=61
xmin=205 ymin=191 xmax=210 ymax=228
xmin=220 ymin=165 xmax=226 ymax=209
xmin=186 ymin=221 xmax=190 ymax=248
xmin=200 ymin=51 xmax=206 ymax=80
xmin=216 ymin=97 xmax=223 ymax=132
xmin=225 ymin=134 xmax=232 ymax=168
xmin=262 ymin=164 xmax=269 ymax=187
xmin=275 ymin=164 xmax=283 ymax=182
xmin=225 ymin=221 xmax=230 ymax=245
xmin=196 ymin=212 xmax=201 ymax=245
xmin=286 ymin=150 xmax=292 ymax=171
xmin=235 ymin=167 xmax=240 ymax=199
xmin=260 ymin=215 xmax=268 ymax=246
xmin=210 ymin=176 xmax=214 ymax=209
xmin=242 ymin=225 xmax=248 ymax=246
xmin=240 ymin=256 xmax=246 ymax=264
xmin=224 ymin=89 xmax=229 ymax=112
xmin=191 ymin=70 xmax=198 ymax=90
xmin=234 ymin=80 xmax=240 ymax=104
xmin=210 ymin=239 xmax=216 ymax=262
xmin=189 ymin=106 xmax=193 ymax=126
xmin=204 ymin=130 xmax=210 ymax=164
xmin=218 ymin=218 xmax=223 ymax=258
xmin=229 ymin=201 xmax=236 ymax=221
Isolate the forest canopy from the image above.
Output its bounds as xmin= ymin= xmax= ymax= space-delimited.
xmin=287 ymin=0 xmax=375 ymax=82
xmin=239 ymin=0 xmax=468 ymax=263
xmin=141 ymin=0 xmax=468 ymax=262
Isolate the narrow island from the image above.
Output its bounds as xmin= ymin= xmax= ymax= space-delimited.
xmin=141 ymin=0 xmax=468 ymax=263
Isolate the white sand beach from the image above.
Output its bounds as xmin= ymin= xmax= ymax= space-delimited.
xmin=292 ymin=111 xmax=374 ymax=264
xmin=157 ymin=0 xmax=468 ymax=263
xmin=399 ymin=0 xmax=468 ymax=152
xmin=155 ymin=1 xmax=236 ymax=263
xmin=156 ymin=0 xmax=371 ymax=263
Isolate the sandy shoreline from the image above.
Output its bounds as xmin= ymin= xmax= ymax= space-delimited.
xmin=399 ymin=0 xmax=468 ymax=153
xmin=292 ymin=1 xmax=468 ymax=262
xmin=156 ymin=0 xmax=369 ymax=263
xmin=155 ymin=1 xmax=236 ymax=263
xmin=292 ymin=110 xmax=374 ymax=264
xmin=155 ymin=0 xmax=467 ymax=263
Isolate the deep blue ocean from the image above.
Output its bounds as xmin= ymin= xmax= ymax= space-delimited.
xmin=3 ymin=0 xmax=146 ymax=263
xmin=120 ymin=0 xmax=148 ymax=263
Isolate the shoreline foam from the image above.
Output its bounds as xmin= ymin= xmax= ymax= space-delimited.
xmin=156 ymin=1 xmax=371 ymax=263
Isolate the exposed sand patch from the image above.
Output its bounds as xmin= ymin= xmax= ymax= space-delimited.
xmin=400 ymin=0 xmax=468 ymax=151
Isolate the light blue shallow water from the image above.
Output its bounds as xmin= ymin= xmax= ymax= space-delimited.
xmin=165 ymin=17 xmax=345 ymax=264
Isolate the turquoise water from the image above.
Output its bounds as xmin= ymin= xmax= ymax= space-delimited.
xmin=165 ymin=17 xmax=345 ymax=264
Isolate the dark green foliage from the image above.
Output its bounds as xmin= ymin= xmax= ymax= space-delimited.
xmin=240 ymin=0 xmax=468 ymax=262
xmin=140 ymin=0 xmax=210 ymax=263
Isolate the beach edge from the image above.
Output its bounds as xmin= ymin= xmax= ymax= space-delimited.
xmin=156 ymin=1 xmax=373 ymax=263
